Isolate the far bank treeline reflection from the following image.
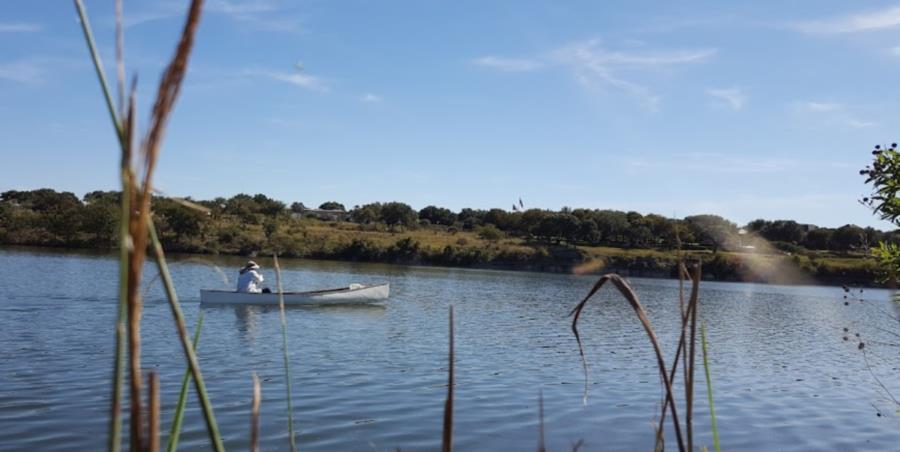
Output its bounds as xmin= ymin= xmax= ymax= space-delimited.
xmin=0 ymin=188 xmax=892 ymax=285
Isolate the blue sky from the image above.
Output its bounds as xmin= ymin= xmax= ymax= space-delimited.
xmin=1 ymin=0 xmax=898 ymax=229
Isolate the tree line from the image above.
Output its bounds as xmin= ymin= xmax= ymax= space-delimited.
xmin=1 ymin=188 xmax=895 ymax=254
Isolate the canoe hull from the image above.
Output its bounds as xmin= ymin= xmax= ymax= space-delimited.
xmin=200 ymin=283 xmax=390 ymax=306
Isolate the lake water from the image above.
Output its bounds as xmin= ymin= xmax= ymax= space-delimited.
xmin=1 ymin=247 xmax=899 ymax=451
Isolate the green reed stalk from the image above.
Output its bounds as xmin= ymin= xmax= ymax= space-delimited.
xmin=701 ymin=323 xmax=720 ymax=452
xmin=73 ymin=0 xmax=124 ymax=145
xmin=148 ymin=221 xmax=224 ymax=451
xmin=442 ymin=306 xmax=454 ymax=452
xmin=72 ymin=3 xmax=129 ymax=451
xmin=273 ymin=255 xmax=297 ymax=452
xmin=166 ymin=312 xmax=205 ymax=452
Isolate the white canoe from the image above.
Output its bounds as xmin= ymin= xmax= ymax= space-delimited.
xmin=200 ymin=283 xmax=390 ymax=306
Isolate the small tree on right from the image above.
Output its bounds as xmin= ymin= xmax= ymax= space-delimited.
xmin=861 ymin=143 xmax=900 ymax=286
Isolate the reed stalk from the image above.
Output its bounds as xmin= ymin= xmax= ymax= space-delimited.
xmin=149 ymin=220 xmax=224 ymax=451
xmin=442 ymin=306 xmax=455 ymax=452
xmin=149 ymin=372 xmax=161 ymax=452
xmin=701 ymin=323 xmax=721 ymax=452
xmin=166 ymin=313 xmax=205 ymax=452
xmin=657 ymin=262 xmax=701 ymax=450
xmin=75 ymin=0 xmax=207 ymax=449
xmin=273 ymin=255 xmax=297 ymax=452
xmin=72 ymin=2 xmax=129 ymax=449
xmin=686 ymin=264 xmax=700 ymax=452
xmin=569 ymin=274 xmax=686 ymax=452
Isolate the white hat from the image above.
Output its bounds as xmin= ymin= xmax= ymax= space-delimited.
xmin=244 ymin=260 xmax=260 ymax=270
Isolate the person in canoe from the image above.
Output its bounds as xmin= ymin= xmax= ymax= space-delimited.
xmin=236 ymin=261 xmax=271 ymax=293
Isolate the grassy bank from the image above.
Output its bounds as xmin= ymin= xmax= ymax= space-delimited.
xmin=1 ymin=212 xmax=881 ymax=286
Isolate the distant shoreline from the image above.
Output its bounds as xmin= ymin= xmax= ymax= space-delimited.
xmin=1 ymin=188 xmax=886 ymax=288
xmin=1 ymin=242 xmax=883 ymax=289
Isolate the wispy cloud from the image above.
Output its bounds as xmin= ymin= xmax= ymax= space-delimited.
xmin=208 ymin=0 xmax=280 ymax=15
xmin=209 ymin=0 xmax=302 ymax=32
xmin=800 ymin=101 xmax=840 ymax=113
xmin=471 ymin=56 xmax=543 ymax=72
xmin=247 ymin=69 xmax=327 ymax=92
xmin=0 ymin=60 xmax=42 ymax=83
xmin=360 ymin=93 xmax=382 ymax=103
xmin=706 ymin=87 xmax=746 ymax=111
xmin=551 ymin=38 xmax=715 ymax=110
xmin=125 ymin=0 xmax=301 ymax=32
xmin=475 ymin=39 xmax=715 ymax=110
xmin=791 ymin=6 xmax=900 ymax=33
xmin=0 ymin=22 xmax=41 ymax=33
xmin=794 ymin=100 xmax=875 ymax=128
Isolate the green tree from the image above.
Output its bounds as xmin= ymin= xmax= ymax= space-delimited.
xmin=685 ymin=214 xmax=738 ymax=251
xmin=380 ymin=202 xmax=417 ymax=227
xmin=484 ymin=208 xmax=515 ymax=230
xmin=457 ymin=208 xmax=485 ymax=230
xmin=81 ymin=201 xmax=117 ymax=246
xmin=419 ymin=205 xmax=457 ymax=226
xmin=477 ymin=224 xmax=504 ymax=242
xmin=350 ymin=203 xmax=382 ymax=224
xmin=319 ymin=201 xmax=345 ymax=211
xmin=803 ymin=228 xmax=834 ymax=250
xmin=861 ymin=143 xmax=900 ymax=285
xmin=831 ymin=224 xmax=865 ymax=251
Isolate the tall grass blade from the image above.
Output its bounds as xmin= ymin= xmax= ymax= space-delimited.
xmin=273 ymin=254 xmax=297 ymax=452
xmin=148 ymin=220 xmax=224 ymax=451
xmin=686 ymin=263 xmax=700 ymax=452
xmin=72 ymin=3 xmax=130 ymax=450
xmin=251 ymin=373 xmax=261 ymax=452
xmin=569 ymin=274 xmax=686 ymax=452
xmin=114 ymin=0 xmax=125 ymax=116
xmin=166 ymin=313 xmax=205 ymax=452
xmin=73 ymin=0 xmax=124 ymax=141
xmin=701 ymin=323 xmax=721 ymax=452
xmin=442 ymin=306 xmax=455 ymax=452
xmin=657 ymin=261 xmax=701 ymax=451
xmin=149 ymin=372 xmax=161 ymax=452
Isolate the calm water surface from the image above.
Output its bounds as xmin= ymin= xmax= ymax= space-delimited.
xmin=1 ymin=247 xmax=899 ymax=451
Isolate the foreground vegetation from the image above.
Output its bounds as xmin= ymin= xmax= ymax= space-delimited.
xmin=0 ymin=187 xmax=887 ymax=285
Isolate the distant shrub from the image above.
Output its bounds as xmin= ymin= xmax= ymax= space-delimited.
xmin=477 ymin=224 xmax=504 ymax=242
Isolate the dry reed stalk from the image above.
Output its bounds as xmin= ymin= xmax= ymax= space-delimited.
xmin=442 ymin=306 xmax=455 ymax=452
xmin=148 ymin=221 xmax=223 ymax=451
xmin=657 ymin=262 xmax=701 ymax=451
xmin=569 ymin=274 xmax=686 ymax=452
xmin=74 ymin=1 xmax=206 ymax=450
xmin=125 ymin=2 xmax=204 ymax=447
xmin=686 ymin=264 xmax=700 ymax=452
xmin=659 ymin=262 xmax=701 ymax=450
xmin=251 ymin=373 xmax=261 ymax=452
xmin=148 ymin=372 xmax=160 ymax=452
xmin=273 ymin=255 xmax=297 ymax=452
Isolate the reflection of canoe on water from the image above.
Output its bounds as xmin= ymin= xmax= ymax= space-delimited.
xmin=200 ymin=283 xmax=390 ymax=305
